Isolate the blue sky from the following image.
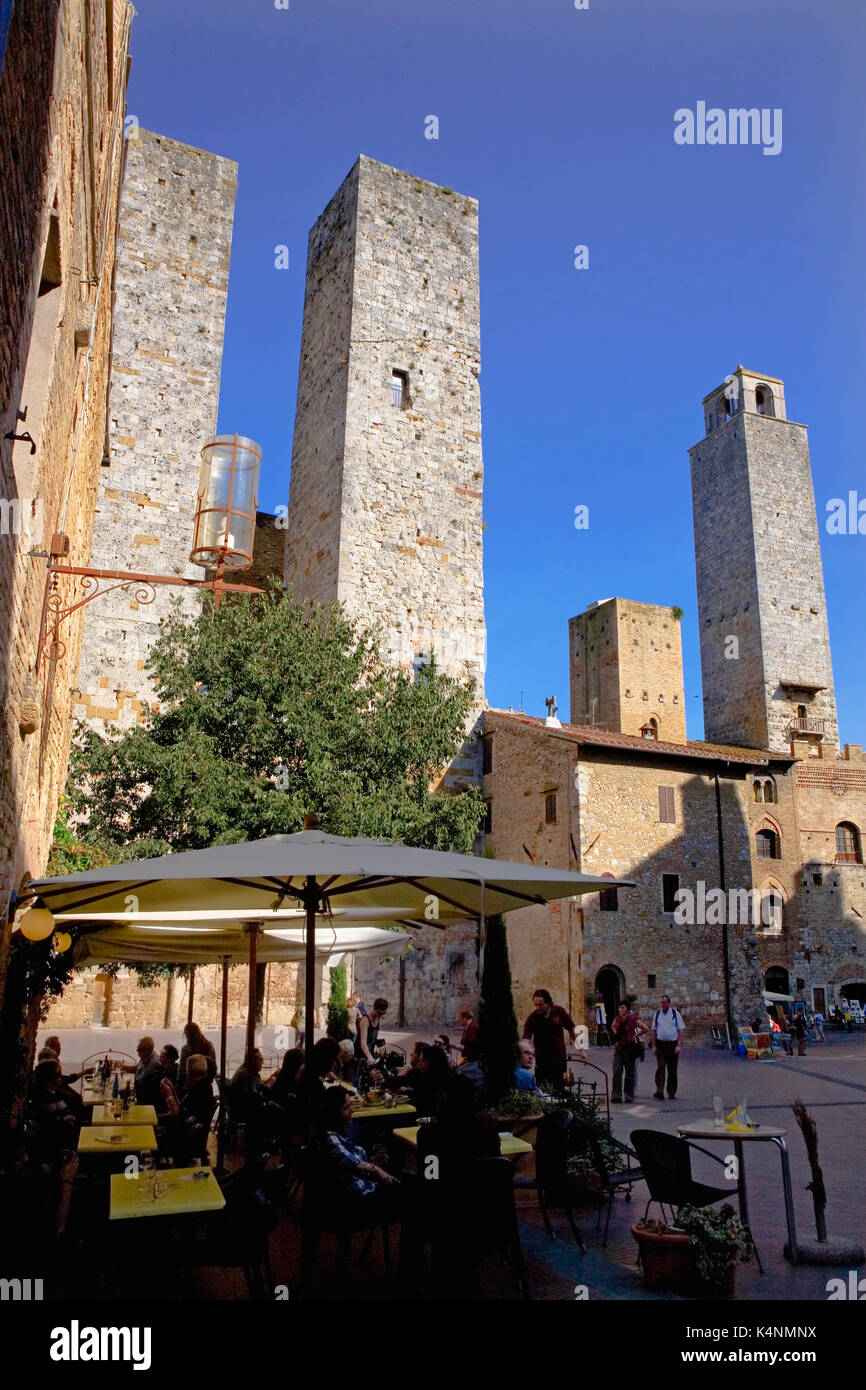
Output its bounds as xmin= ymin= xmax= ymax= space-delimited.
xmin=126 ymin=0 xmax=865 ymax=743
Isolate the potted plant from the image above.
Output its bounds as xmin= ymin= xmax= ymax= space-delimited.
xmin=632 ymin=1203 xmax=752 ymax=1296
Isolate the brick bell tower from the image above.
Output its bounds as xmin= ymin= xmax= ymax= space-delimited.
xmin=284 ymin=156 xmax=486 ymax=707
xmin=689 ymin=367 xmax=838 ymax=754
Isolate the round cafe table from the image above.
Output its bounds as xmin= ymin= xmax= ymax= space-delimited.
xmin=677 ymin=1120 xmax=799 ymax=1264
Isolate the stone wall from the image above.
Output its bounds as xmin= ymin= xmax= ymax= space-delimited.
xmin=0 ymin=0 xmax=133 ymax=942
xmin=285 ymin=156 xmax=486 ymax=707
xmin=74 ymin=129 xmax=238 ymax=732
xmin=690 ymin=368 xmax=839 ymax=754
xmin=569 ymin=597 xmax=687 ymax=742
xmin=481 ymin=709 xmax=770 ymax=1034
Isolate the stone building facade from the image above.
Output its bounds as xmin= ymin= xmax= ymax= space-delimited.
xmin=285 ymin=156 xmax=486 ymax=702
xmin=0 ymin=0 xmax=133 ymax=956
xmin=74 ymin=129 xmax=238 ymax=732
xmin=568 ymin=597 xmax=687 ymax=743
xmin=691 ymin=366 xmax=839 ymax=754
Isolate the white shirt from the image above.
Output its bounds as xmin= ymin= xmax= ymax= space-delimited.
xmin=654 ymin=1007 xmax=685 ymax=1042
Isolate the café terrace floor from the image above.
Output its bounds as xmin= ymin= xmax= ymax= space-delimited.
xmin=37 ymin=1027 xmax=866 ymax=1301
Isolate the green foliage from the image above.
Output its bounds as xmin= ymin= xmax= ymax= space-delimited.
xmin=484 ymin=1087 xmax=545 ymax=1119
xmin=478 ymin=913 xmax=519 ymax=1105
xmin=327 ymin=961 xmax=349 ymax=1040
xmin=67 ymin=583 xmax=484 ymax=856
xmin=670 ymin=606 xmax=685 ymax=622
xmin=674 ymin=1203 xmax=753 ymax=1287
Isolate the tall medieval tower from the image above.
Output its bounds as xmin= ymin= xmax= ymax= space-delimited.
xmin=285 ymin=156 xmax=486 ymax=702
xmin=689 ymin=367 xmax=838 ymax=754
xmin=74 ymin=131 xmax=238 ymax=732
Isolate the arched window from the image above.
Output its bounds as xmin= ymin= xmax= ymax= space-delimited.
xmin=836 ymin=823 xmax=863 ymax=864
xmin=599 ymin=873 xmax=618 ymax=913
xmin=756 ymin=828 xmax=780 ymax=860
xmin=753 ymin=780 xmax=763 ymax=803
xmin=763 ymin=779 xmax=775 ymax=804
xmin=764 ymin=966 xmax=789 ymax=996
xmin=755 ymin=384 xmax=776 ymax=417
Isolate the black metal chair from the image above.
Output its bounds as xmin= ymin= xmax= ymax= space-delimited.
xmin=629 ymin=1128 xmax=735 ymax=1223
xmin=299 ymin=1145 xmax=394 ymax=1291
xmin=568 ymin=1116 xmax=646 ymax=1247
xmin=513 ymin=1111 xmax=585 ymax=1249
xmin=628 ymin=1127 xmax=764 ymax=1274
xmin=181 ymin=1163 xmax=278 ymax=1299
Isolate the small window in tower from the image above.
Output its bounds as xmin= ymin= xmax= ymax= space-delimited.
xmin=753 ymin=781 xmax=763 ymax=803
xmin=599 ymin=874 xmax=618 ymax=912
xmin=647 ymin=973 xmax=657 ymax=989
xmin=754 ymin=384 xmax=776 ymax=417
xmin=763 ymin=779 xmax=775 ymax=803
xmin=797 ymin=704 xmax=807 ymax=721
xmin=482 ymin=801 xmax=492 ymax=835
xmin=545 ymin=792 xmax=557 ymax=825
xmin=391 ymin=369 xmax=409 ymax=408
xmin=481 ymin=735 xmax=493 ymax=775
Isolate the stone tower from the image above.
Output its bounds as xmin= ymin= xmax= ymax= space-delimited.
xmin=74 ymin=130 xmax=238 ymax=731
xmin=689 ymin=367 xmax=838 ymax=753
xmin=568 ymin=597 xmax=687 ymax=742
xmin=285 ymin=156 xmax=486 ymax=700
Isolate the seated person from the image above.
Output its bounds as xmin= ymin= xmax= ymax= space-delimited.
xmin=410 ymin=1041 xmax=454 ymax=1117
xmin=45 ymin=1035 xmax=83 ymax=1087
xmin=315 ymin=1084 xmax=399 ymax=1216
xmin=130 ymin=1036 xmax=165 ymax=1109
xmin=267 ymin=1047 xmax=304 ymax=1105
xmin=454 ymin=1040 xmax=485 ymax=1093
xmin=515 ymin=1041 xmax=545 ymax=1094
xmin=432 ymin=1034 xmax=454 ymax=1064
xmin=27 ymin=1059 xmax=81 ymax=1164
xmin=159 ymin=1055 xmax=216 ymax=1165
xmin=295 ymin=1037 xmax=342 ymax=1124
xmin=159 ymin=1043 xmax=180 ymax=1090
xmin=335 ymin=1040 xmax=358 ymax=1089
xmin=417 ymin=1074 xmax=499 ymax=1174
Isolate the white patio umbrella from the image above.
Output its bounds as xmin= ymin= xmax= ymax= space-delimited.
xmin=23 ymin=825 xmax=634 ymax=1071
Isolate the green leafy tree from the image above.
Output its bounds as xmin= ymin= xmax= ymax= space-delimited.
xmin=69 ymin=584 xmax=484 ymax=855
xmin=478 ymin=913 xmax=520 ymax=1105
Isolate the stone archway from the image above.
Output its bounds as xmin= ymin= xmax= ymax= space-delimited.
xmin=595 ymin=964 xmax=626 ymax=1030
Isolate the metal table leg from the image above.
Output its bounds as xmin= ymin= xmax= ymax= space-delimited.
xmin=733 ymin=1138 xmax=764 ymax=1273
xmin=772 ymin=1136 xmax=799 ymax=1264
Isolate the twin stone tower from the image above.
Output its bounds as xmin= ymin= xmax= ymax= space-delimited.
xmin=76 ymin=140 xmax=839 ymax=785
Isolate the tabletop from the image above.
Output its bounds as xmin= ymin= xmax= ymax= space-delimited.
xmin=109 ymin=1168 xmax=226 ymax=1220
xmin=393 ymin=1126 xmax=533 ymax=1157
xmin=78 ymin=1125 xmax=158 ymax=1154
xmin=92 ymin=1104 xmax=157 ymax=1126
xmin=678 ymin=1121 xmax=787 ymax=1141
xmin=353 ymin=1101 xmax=416 ymax=1120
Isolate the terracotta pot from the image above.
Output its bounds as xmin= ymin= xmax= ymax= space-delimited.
xmin=631 ymin=1225 xmax=692 ymax=1292
xmin=631 ymin=1226 xmax=737 ymax=1297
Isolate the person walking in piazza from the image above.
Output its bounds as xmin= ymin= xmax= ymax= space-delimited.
xmin=610 ymin=1000 xmax=648 ymax=1103
xmin=523 ymin=989 xmax=577 ymax=1091
xmin=813 ymin=1009 xmax=825 ymax=1042
xmin=650 ymin=995 xmax=685 ymax=1099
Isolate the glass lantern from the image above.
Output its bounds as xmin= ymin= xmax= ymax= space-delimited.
xmin=190 ymin=434 xmax=262 ymax=572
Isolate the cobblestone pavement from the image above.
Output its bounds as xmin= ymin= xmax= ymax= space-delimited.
xmin=45 ymin=1024 xmax=865 ymax=1301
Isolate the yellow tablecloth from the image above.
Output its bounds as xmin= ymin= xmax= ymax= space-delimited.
xmin=92 ymin=1104 xmax=157 ymax=1126
xmin=353 ymin=1102 xmax=416 ymax=1120
xmin=78 ymin=1125 xmax=157 ymax=1154
xmin=393 ymin=1126 xmax=532 ymax=1156
xmin=109 ymin=1168 xmax=226 ymax=1221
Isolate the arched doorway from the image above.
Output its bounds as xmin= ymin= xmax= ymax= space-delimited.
xmin=839 ymin=981 xmax=866 ymax=1005
xmin=595 ymin=965 xmax=625 ymax=1032
xmin=763 ymin=966 xmax=790 ymax=996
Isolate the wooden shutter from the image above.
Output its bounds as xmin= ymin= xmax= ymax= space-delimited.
xmin=658 ymin=786 xmax=675 ymax=823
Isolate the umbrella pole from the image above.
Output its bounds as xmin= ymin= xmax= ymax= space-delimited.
xmin=245 ymin=923 xmax=260 ymax=1067
xmin=217 ymin=954 xmax=229 ymax=1173
xmin=304 ymin=876 xmax=317 ymax=1071
xmin=187 ymin=965 xmax=196 ymax=1024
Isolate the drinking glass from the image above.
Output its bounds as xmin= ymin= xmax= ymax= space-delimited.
xmin=712 ymin=1094 xmax=724 ymax=1128
xmin=740 ymin=1097 xmax=751 ymax=1127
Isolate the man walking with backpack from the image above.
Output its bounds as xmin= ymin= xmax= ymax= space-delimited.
xmin=651 ymin=995 xmax=685 ymax=1099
